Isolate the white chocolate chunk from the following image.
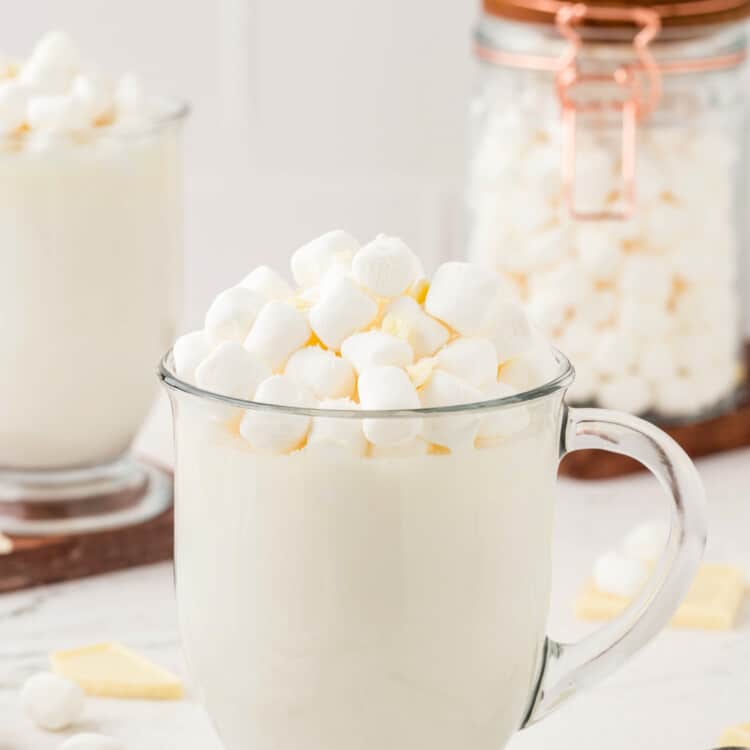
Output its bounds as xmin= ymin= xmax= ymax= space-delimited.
xmin=291 ymin=230 xmax=359 ymax=288
xmin=239 ymin=375 xmax=313 ymax=453
xmin=358 ymin=366 xmax=421 ymax=446
xmin=352 ymin=234 xmax=419 ymax=297
xmin=58 ymin=734 xmax=126 ymax=750
xmin=436 ymin=337 xmax=497 ymax=389
xmin=425 ymin=261 xmax=505 ymax=335
xmin=244 ymin=301 xmax=311 ymax=371
xmin=623 ymin=522 xmax=669 ymax=563
xmin=309 ymin=276 xmax=378 ymax=351
xmin=172 ymin=330 xmax=213 ymax=383
xmin=285 ymin=346 xmax=355 ymax=400
xmin=307 ymin=398 xmax=367 ymax=456
xmin=340 ymin=330 xmax=413 ymax=374
xmin=477 ymin=382 xmax=529 ymax=440
xmin=195 ymin=341 xmax=271 ymax=400
xmin=239 ymin=265 xmax=293 ymax=301
xmin=593 ymin=551 xmax=649 ymax=598
xmin=419 ymin=370 xmax=483 ymax=450
xmin=21 ymin=672 xmax=84 ymax=731
xmin=205 ymin=286 xmax=265 ymax=344
xmin=382 ymin=296 xmax=449 ymax=359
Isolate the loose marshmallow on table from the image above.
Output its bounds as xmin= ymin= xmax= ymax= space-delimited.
xmin=244 ymin=300 xmax=311 ymax=371
xmin=239 ymin=375 xmax=314 ymax=453
xmin=58 ymin=735 xmax=126 ymax=750
xmin=341 ymin=330 xmax=413 ymax=374
xmin=240 ymin=265 xmax=294 ymax=301
xmin=309 ymin=276 xmax=378 ymax=350
xmin=307 ymin=398 xmax=368 ymax=456
xmin=352 ymin=234 xmax=419 ymax=297
xmin=195 ymin=341 xmax=271 ymax=401
xmin=623 ymin=521 xmax=669 ymax=563
xmin=284 ymin=346 xmax=355 ymax=400
xmin=21 ymin=672 xmax=84 ymax=731
xmin=593 ymin=551 xmax=650 ymax=598
xmin=291 ymin=230 xmax=359 ymax=288
xmin=204 ymin=287 xmax=265 ymax=344
xmin=358 ymin=366 xmax=421 ymax=446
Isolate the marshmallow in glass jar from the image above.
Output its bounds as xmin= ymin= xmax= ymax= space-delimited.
xmin=467 ymin=0 xmax=750 ymax=422
xmin=0 ymin=31 xmax=186 ymax=534
xmin=160 ymin=231 xmax=708 ymax=750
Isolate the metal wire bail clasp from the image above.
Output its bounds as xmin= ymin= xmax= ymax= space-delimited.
xmin=554 ymin=3 xmax=662 ymax=220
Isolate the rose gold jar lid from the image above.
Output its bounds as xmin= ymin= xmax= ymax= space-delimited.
xmin=483 ymin=0 xmax=750 ymax=28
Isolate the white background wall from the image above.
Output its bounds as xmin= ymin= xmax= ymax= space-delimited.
xmin=12 ymin=0 xmax=477 ymax=328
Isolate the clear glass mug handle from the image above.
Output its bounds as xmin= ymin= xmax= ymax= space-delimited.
xmin=523 ymin=406 xmax=707 ymax=725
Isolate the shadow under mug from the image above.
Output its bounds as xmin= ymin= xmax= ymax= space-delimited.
xmin=160 ymin=348 xmax=706 ymax=750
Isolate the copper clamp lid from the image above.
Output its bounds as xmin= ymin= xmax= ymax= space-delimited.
xmin=483 ymin=0 xmax=750 ymax=27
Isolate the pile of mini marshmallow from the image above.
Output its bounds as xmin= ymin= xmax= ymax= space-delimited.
xmin=0 ymin=31 xmax=150 ymax=147
xmin=173 ymin=230 xmax=560 ymax=455
xmin=468 ymin=103 xmax=741 ymax=418
xmin=20 ymin=672 xmax=124 ymax=749
xmin=592 ymin=521 xmax=668 ymax=598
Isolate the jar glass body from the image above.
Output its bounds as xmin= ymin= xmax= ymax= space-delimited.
xmin=467 ymin=15 xmax=749 ymax=421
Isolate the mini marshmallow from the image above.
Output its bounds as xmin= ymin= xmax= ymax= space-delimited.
xmin=352 ymin=234 xmax=419 ymax=297
xmin=574 ymin=225 xmax=624 ymax=282
xmin=358 ymin=366 xmax=421 ymax=446
xmin=498 ymin=341 xmax=560 ymax=390
xmin=71 ymin=73 xmax=113 ymax=122
xmin=27 ymin=94 xmax=88 ymax=132
xmin=308 ymin=276 xmax=378 ymax=350
xmin=58 ymin=734 xmax=126 ymax=750
xmin=21 ymin=31 xmax=79 ymax=93
xmin=204 ymin=286 xmax=265 ymax=344
xmin=619 ymin=255 xmax=673 ymax=305
xmin=623 ymin=522 xmax=669 ymax=563
xmin=244 ymin=300 xmax=311 ymax=371
xmin=591 ymin=330 xmax=638 ymax=377
xmin=520 ymin=224 xmax=570 ymax=271
xmin=477 ymin=382 xmax=530 ymax=440
xmin=419 ymin=370 xmax=483 ymax=450
xmin=307 ymin=398 xmax=368 ymax=456
xmin=382 ymin=296 xmax=449 ymax=359
xmin=436 ymin=337 xmax=497 ymax=389
xmin=478 ymin=297 xmax=535 ymax=362
xmin=0 ymin=81 xmax=32 ymax=133
xmin=565 ymin=363 xmax=597 ymax=404
xmin=239 ymin=265 xmax=293 ymax=301
xmin=593 ymin=551 xmax=650 ymax=598
xmin=291 ymin=230 xmax=359 ymax=288
xmin=526 ymin=295 xmax=569 ymax=337
xmin=652 ymin=374 xmax=700 ymax=418
xmin=618 ymin=299 xmax=673 ymax=341
xmin=285 ymin=346 xmax=355 ymax=400
xmin=597 ymin=374 xmax=653 ymax=414
xmin=21 ymin=672 xmax=84 ymax=731
xmin=425 ymin=262 xmax=505 ymax=335
xmin=195 ymin=340 xmax=271 ymax=400
xmin=340 ymin=330 xmax=413 ymax=374
xmin=637 ymin=339 xmax=678 ymax=382
xmin=579 ymin=289 xmax=617 ymax=327
xmin=527 ymin=260 xmax=592 ymax=310
xmin=239 ymin=375 xmax=313 ymax=453
xmin=559 ymin=319 xmax=598 ymax=360
xmin=114 ymin=73 xmax=143 ymax=115
xmin=172 ymin=330 xmax=213 ymax=383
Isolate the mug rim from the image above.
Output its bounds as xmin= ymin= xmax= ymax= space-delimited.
xmin=159 ymin=347 xmax=575 ymax=420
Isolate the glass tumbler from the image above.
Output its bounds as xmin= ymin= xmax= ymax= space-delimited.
xmin=0 ymin=101 xmax=187 ymax=535
xmin=161 ymin=348 xmax=706 ymax=750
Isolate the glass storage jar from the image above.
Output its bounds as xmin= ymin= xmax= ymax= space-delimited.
xmin=467 ymin=0 xmax=750 ymax=421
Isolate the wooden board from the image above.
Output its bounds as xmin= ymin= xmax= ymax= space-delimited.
xmin=0 ymin=507 xmax=173 ymax=594
xmin=560 ymin=344 xmax=750 ymax=480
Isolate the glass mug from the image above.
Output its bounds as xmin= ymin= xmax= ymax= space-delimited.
xmin=160 ymin=349 xmax=706 ymax=750
xmin=0 ymin=101 xmax=187 ymax=535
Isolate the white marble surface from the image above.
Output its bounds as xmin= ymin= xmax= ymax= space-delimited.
xmin=1 ymin=399 xmax=748 ymax=750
